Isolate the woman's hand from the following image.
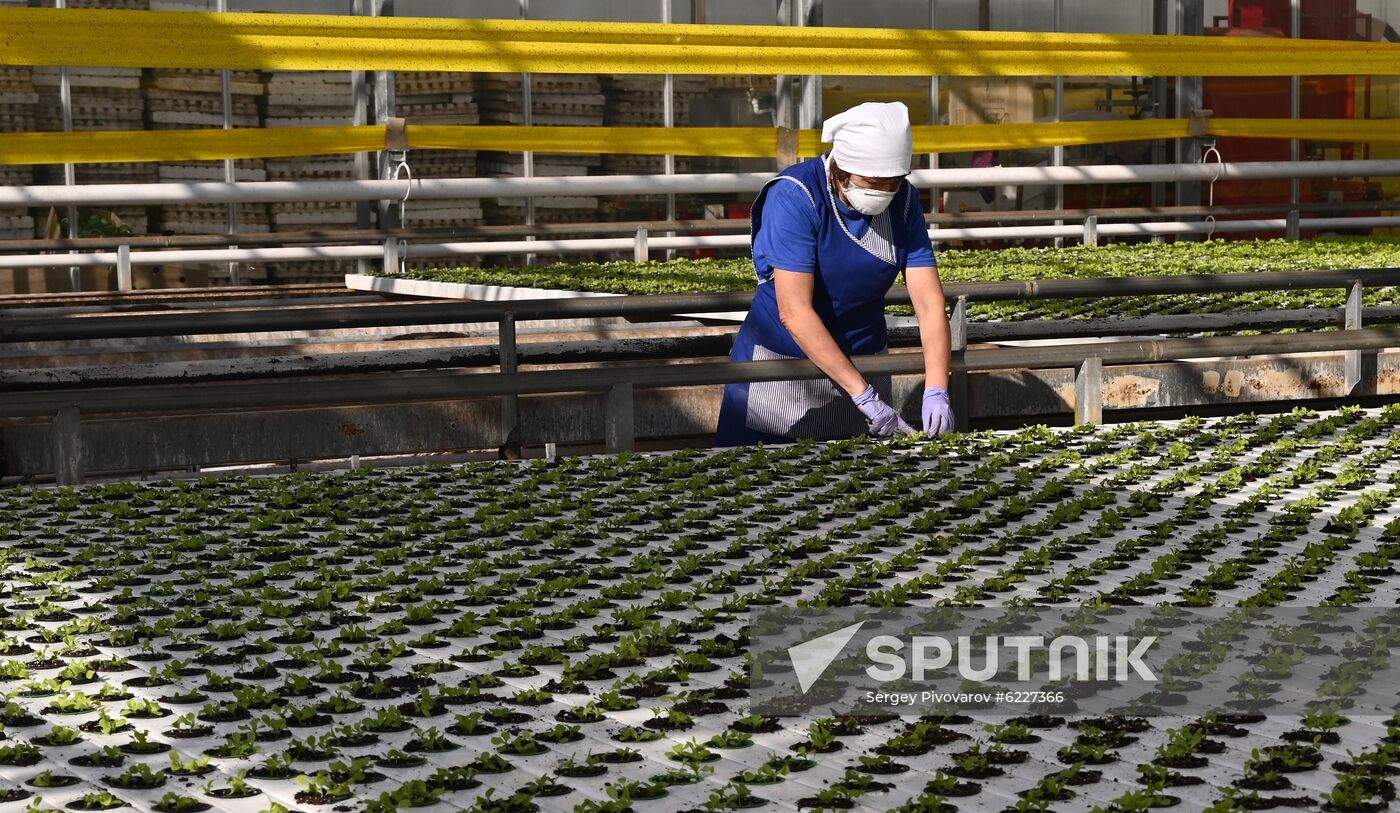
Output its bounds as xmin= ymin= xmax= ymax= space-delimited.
xmin=922 ymin=387 xmax=953 ymax=436
xmin=853 ymin=386 xmax=915 ymax=438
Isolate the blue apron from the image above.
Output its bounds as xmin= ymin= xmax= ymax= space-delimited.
xmin=715 ymin=154 xmax=914 ymax=447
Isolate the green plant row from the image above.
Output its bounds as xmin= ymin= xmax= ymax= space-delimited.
xmin=383 ymin=237 xmax=1400 ymax=325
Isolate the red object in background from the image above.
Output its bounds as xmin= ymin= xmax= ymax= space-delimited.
xmin=1200 ymin=0 xmax=1379 ymax=238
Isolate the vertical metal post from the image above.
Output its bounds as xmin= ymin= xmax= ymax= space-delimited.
xmin=634 ymin=227 xmax=649 ymax=263
xmin=605 ymin=382 xmax=635 ymax=454
xmin=374 ymin=0 xmax=398 ymax=230
xmin=1075 ymin=357 xmax=1103 ymax=426
xmin=1052 ymin=0 xmax=1065 ymax=248
xmin=949 ymin=295 xmax=969 ymax=433
xmin=926 ymin=0 xmax=940 ymax=209
xmin=774 ymin=0 xmax=794 ymax=129
xmin=520 ymin=0 xmax=536 ymax=265
xmin=1345 ymin=281 xmax=1373 ymax=395
xmin=216 ymin=0 xmax=240 ymax=287
xmin=56 ymin=0 xmax=80 ymax=292
xmin=662 ymin=0 xmax=677 ymax=260
xmin=1175 ymin=0 xmax=1205 ymax=227
xmin=116 ymin=245 xmax=132 ymax=292
xmin=796 ymin=0 xmax=822 ymax=130
xmin=499 ymin=313 xmax=520 ymax=449
xmin=776 ymin=128 xmax=800 ymax=170
xmin=53 ymin=406 xmax=83 ymax=487
xmin=352 ymin=0 xmax=373 ymax=276
xmin=1150 ymin=0 xmax=1170 ymax=222
xmin=1287 ymin=0 xmax=1301 ymax=240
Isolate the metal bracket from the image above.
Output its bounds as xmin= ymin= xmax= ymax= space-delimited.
xmin=116 ymin=244 xmax=132 ymax=292
xmin=1075 ymin=357 xmax=1103 ymax=426
xmin=382 ymin=236 xmax=407 ymax=275
xmin=1188 ymin=109 xmax=1213 ymax=138
xmin=384 ymin=116 xmax=409 ymax=155
xmin=1345 ymin=280 xmax=1375 ymax=395
xmin=1082 ymin=215 xmax=1099 ymax=247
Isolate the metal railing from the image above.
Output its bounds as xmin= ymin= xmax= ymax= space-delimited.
xmin=7 ymin=214 xmax=1400 ymax=273
xmin=6 ymin=267 xmax=1398 ymax=343
xmin=3 ymin=158 xmax=1400 ymax=278
xmin=6 ymin=266 xmax=1400 ymax=483
xmin=7 ymin=199 xmax=1393 ymax=254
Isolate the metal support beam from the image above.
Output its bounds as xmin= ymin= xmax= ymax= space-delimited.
xmin=351 ymin=0 xmax=373 ymax=276
xmin=519 ymin=0 xmax=535 ymax=264
xmin=53 ymin=406 xmax=83 ymax=486
xmin=949 ymin=295 xmax=969 ymax=432
xmin=926 ymin=0 xmax=940 ymax=188
xmin=55 ymin=0 xmax=80 ymax=292
xmin=1150 ymin=0 xmax=1171 ymax=222
xmin=776 ymin=128 xmax=800 ymax=170
xmin=1052 ymin=0 xmax=1065 ymax=248
xmin=499 ymin=312 xmax=520 ymax=452
xmin=605 ymin=381 xmax=635 ymax=454
xmin=216 ymin=0 xmax=240 ymax=286
xmin=774 ymin=0 xmax=794 ymax=129
xmin=374 ymin=0 xmax=398 ymax=232
xmin=796 ymin=0 xmax=822 ymax=130
xmin=661 ymin=0 xmax=676 ymax=260
xmin=1175 ymin=0 xmax=1205 ymax=225
xmin=1288 ymin=0 xmax=1301 ymax=240
xmin=1075 ymin=357 xmax=1103 ymax=425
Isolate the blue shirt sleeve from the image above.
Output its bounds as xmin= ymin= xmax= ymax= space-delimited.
xmin=753 ymin=179 xmax=821 ymax=277
xmin=902 ymin=185 xmax=937 ymax=268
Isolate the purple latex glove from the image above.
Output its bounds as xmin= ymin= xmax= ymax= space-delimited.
xmin=923 ymin=386 xmax=954 ymax=436
xmin=852 ymin=385 xmax=915 ymax=438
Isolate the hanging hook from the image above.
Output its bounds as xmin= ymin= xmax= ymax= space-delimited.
xmin=390 ymin=156 xmax=412 ymax=223
xmin=1200 ymin=139 xmax=1223 ymax=241
xmin=384 ymin=116 xmax=412 ymax=224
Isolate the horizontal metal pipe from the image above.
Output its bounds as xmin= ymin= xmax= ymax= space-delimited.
xmin=5 ymin=328 xmax=1399 ymax=418
xmin=10 ymin=199 xmax=1392 ymax=254
xmin=7 ymin=215 xmax=1400 ymax=270
xmin=1 ymin=159 xmax=1398 ymax=207
xmin=7 ymin=268 xmax=1399 ymax=343
xmin=0 ymin=332 xmax=740 ymax=390
xmin=20 ymin=305 xmax=1400 ymax=390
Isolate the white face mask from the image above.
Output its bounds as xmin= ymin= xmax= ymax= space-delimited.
xmin=841 ymin=181 xmax=896 ymax=216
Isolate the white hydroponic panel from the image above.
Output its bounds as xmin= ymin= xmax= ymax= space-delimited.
xmin=2 ymin=405 xmax=1400 ymax=813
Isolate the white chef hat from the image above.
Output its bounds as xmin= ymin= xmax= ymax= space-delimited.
xmin=821 ymin=101 xmax=913 ymax=178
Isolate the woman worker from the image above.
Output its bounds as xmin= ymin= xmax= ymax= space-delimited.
xmin=716 ymin=101 xmax=953 ymax=446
